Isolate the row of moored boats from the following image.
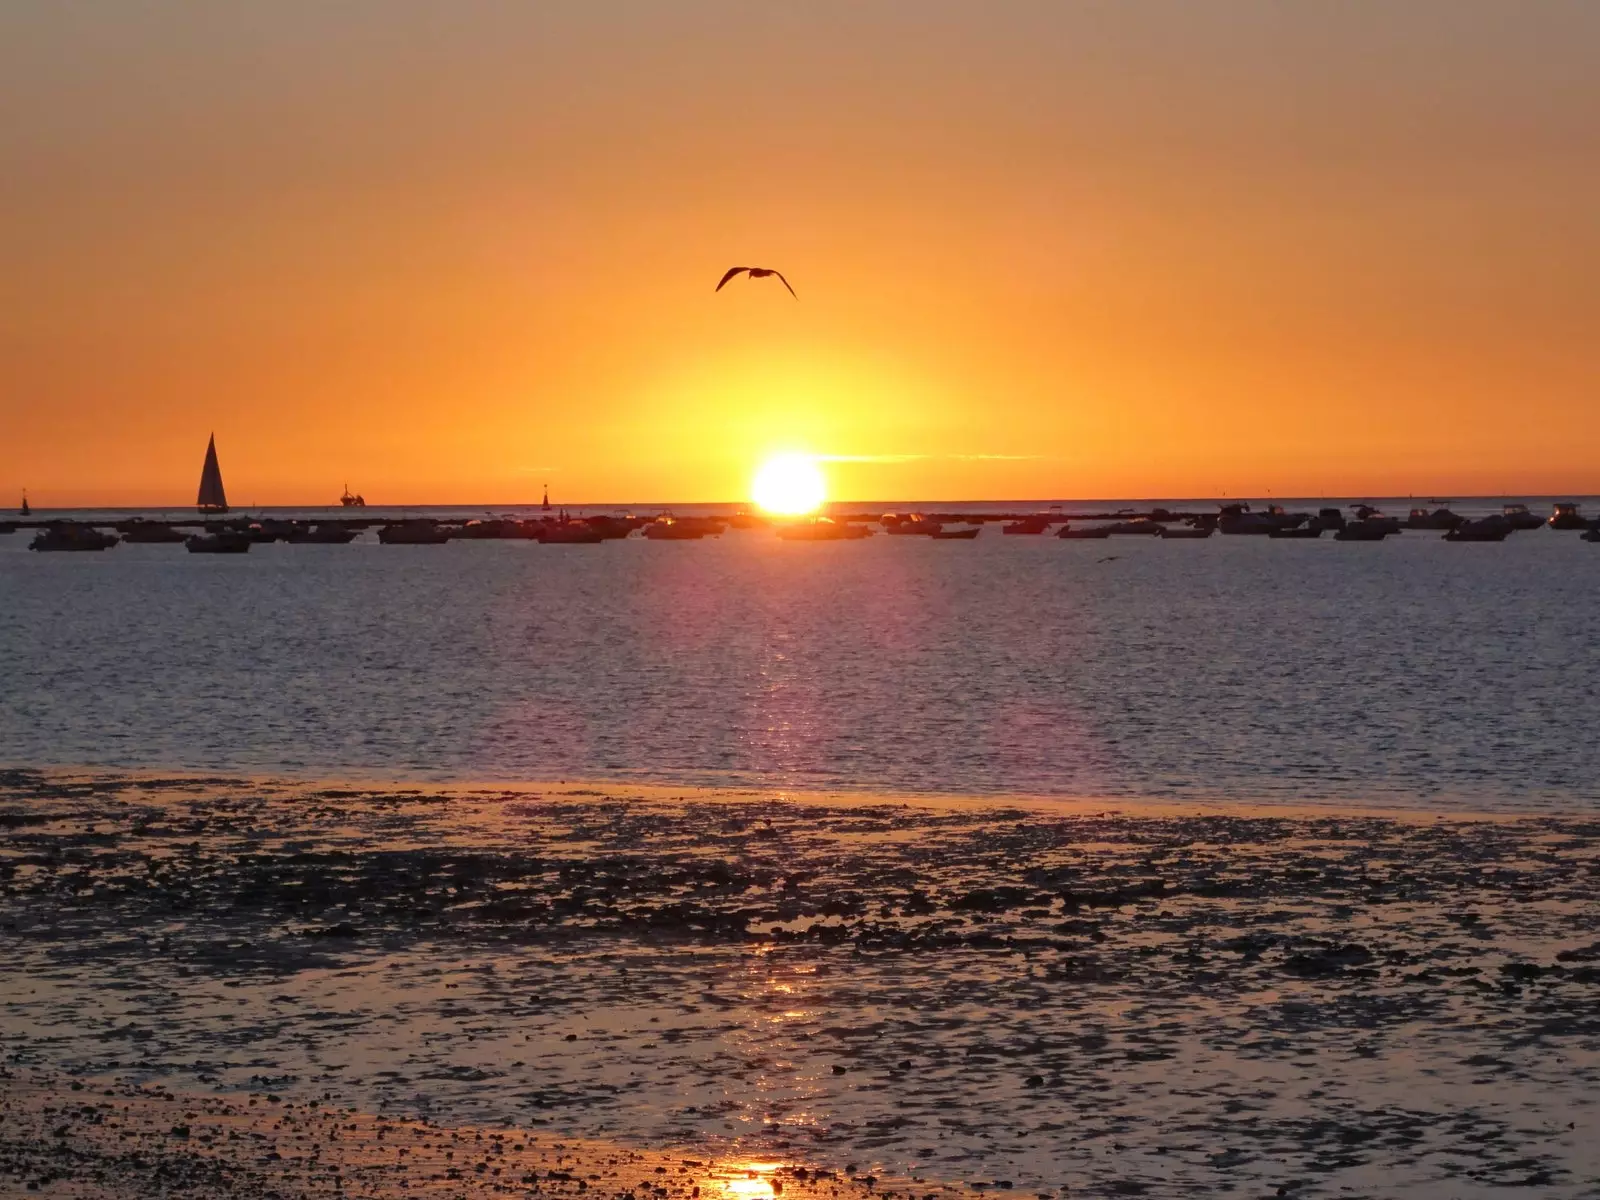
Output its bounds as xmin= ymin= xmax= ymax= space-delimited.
xmin=9 ymin=502 xmax=1598 ymax=552
xmin=773 ymin=502 xmax=1600 ymax=542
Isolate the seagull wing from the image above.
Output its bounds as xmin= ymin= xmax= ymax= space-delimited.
xmin=773 ymin=270 xmax=798 ymax=298
xmin=715 ymin=267 xmax=750 ymax=292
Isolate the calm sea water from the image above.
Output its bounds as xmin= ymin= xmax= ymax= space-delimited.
xmin=3 ymin=499 xmax=1597 ymax=811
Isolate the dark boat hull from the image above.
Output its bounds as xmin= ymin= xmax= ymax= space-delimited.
xmin=541 ymin=528 xmax=606 ymax=544
xmin=378 ymin=524 xmax=452 ymax=544
xmin=120 ymin=526 xmax=189 ymax=543
xmin=1334 ymin=526 xmax=1393 ymax=541
xmin=30 ymin=538 xmax=117 ymax=552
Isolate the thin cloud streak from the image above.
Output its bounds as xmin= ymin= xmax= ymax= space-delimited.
xmin=819 ymin=453 xmax=1046 ymax=464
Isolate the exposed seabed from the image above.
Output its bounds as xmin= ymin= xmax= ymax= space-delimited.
xmin=1 ymin=769 xmax=1596 ymax=1198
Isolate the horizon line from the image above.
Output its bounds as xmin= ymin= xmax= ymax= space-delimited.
xmin=9 ymin=490 xmax=1600 ymax=513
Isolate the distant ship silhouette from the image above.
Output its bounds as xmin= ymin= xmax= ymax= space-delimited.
xmin=197 ymin=434 xmax=229 ymax=513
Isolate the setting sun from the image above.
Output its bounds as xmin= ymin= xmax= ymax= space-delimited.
xmin=751 ymin=454 xmax=827 ymax=515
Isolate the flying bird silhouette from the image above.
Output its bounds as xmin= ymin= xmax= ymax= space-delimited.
xmin=716 ymin=267 xmax=797 ymax=298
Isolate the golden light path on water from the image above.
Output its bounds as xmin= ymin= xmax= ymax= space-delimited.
xmin=721 ymin=942 xmax=826 ymax=1152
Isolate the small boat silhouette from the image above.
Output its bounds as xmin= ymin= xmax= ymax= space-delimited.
xmin=540 ymin=520 xmax=605 ymax=544
xmin=378 ymin=520 xmax=452 ymax=545
xmin=119 ymin=520 xmax=188 ymax=544
xmin=1056 ymin=523 xmax=1111 ymax=539
xmin=1443 ymin=516 xmax=1511 ymax=542
xmin=185 ymin=530 xmax=252 ymax=554
xmin=29 ymin=524 xmax=118 ymax=552
xmin=776 ymin=517 xmax=873 ymax=541
xmin=1548 ymin=502 xmax=1587 ymax=530
xmin=1500 ymin=503 xmax=1543 ymax=530
xmin=285 ymin=523 xmax=359 ymax=544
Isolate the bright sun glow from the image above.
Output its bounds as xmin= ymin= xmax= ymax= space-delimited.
xmin=751 ymin=454 xmax=826 ymax=515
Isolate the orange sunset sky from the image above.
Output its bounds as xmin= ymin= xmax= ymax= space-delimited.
xmin=2 ymin=1 xmax=1597 ymax=507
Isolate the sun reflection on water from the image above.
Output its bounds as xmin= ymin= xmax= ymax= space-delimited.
xmin=716 ymin=1163 xmax=786 ymax=1200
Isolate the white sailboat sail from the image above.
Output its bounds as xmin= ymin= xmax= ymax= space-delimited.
xmin=197 ymin=434 xmax=229 ymax=512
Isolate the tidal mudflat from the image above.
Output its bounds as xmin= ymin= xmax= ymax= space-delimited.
xmin=1 ymin=769 xmax=1597 ymax=1197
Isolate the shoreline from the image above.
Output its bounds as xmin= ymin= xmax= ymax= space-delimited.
xmin=0 ymin=763 xmax=1578 ymax=825
xmin=1 ymin=1066 xmax=944 ymax=1200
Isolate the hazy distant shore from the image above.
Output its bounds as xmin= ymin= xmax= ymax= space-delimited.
xmin=2 ymin=769 xmax=1597 ymax=1197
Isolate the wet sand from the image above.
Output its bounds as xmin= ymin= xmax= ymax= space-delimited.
xmin=2 ymin=769 xmax=1597 ymax=1197
xmin=1 ymin=1066 xmax=909 ymax=1200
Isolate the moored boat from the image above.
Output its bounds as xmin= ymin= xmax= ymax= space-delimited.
xmin=1002 ymin=515 xmax=1051 ymax=535
xmin=1103 ymin=518 xmax=1163 ymax=536
xmin=1345 ymin=507 xmax=1402 ymax=535
xmin=243 ymin=519 xmax=295 ymax=543
xmin=1443 ymin=516 xmax=1511 ymax=542
xmin=457 ymin=518 xmax=538 ymax=540
xmin=1056 ymin=523 xmax=1111 ymax=539
xmin=284 ymin=523 xmax=359 ymax=544
xmin=1501 ymin=503 xmax=1544 ymax=531
xmin=883 ymin=513 xmax=940 ymax=535
xmin=29 ymin=524 xmax=118 ymax=552
xmin=1333 ymin=520 xmax=1396 ymax=541
xmin=118 ymin=520 xmax=188 ymax=543
xmin=185 ymin=530 xmax=252 ymax=554
xmin=1548 ymin=502 xmax=1587 ymax=530
xmin=1406 ymin=507 xmax=1464 ymax=530
xmin=1268 ymin=525 xmax=1323 ymax=539
xmin=583 ymin=515 xmax=639 ymax=540
xmin=540 ymin=521 xmax=606 ymax=544
xmin=1158 ymin=523 xmax=1214 ymax=539
xmin=378 ymin=520 xmax=452 ymax=545
xmin=929 ymin=526 xmax=980 ymax=539
xmin=776 ymin=517 xmax=873 ymax=540
xmin=1219 ymin=503 xmax=1306 ymax=535
xmin=643 ymin=515 xmax=713 ymax=540
xmin=1312 ymin=507 xmax=1346 ymax=533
